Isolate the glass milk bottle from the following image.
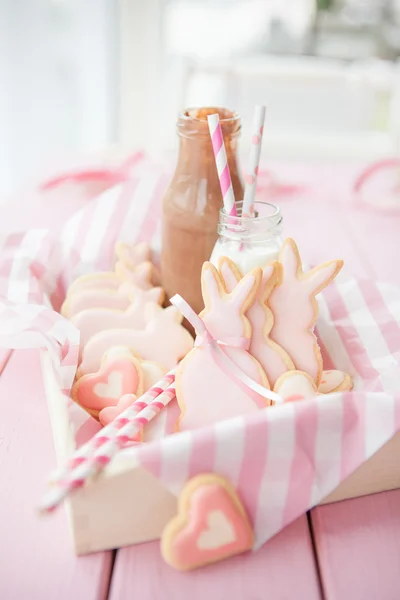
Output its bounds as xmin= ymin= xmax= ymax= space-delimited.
xmin=210 ymin=201 xmax=283 ymax=273
xmin=161 ymin=107 xmax=244 ymax=314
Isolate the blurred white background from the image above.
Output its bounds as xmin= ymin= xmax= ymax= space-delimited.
xmin=1 ymin=0 xmax=400 ymax=196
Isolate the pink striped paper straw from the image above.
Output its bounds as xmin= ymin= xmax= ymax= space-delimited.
xmin=207 ymin=113 xmax=237 ymax=216
xmin=40 ymin=378 xmax=176 ymax=513
xmin=242 ymin=105 xmax=266 ymax=217
xmin=41 ymin=370 xmax=176 ymax=511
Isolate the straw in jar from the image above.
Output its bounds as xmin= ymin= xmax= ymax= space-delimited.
xmin=242 ymin=105 xmax=266 ymax=217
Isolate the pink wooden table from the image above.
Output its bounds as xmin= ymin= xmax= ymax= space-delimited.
xmin=0 ymin=160 xmax=398 ymax=599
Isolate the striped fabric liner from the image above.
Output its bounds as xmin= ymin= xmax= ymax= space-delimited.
xmin=0 ymin=154 xmax=400 ymax=550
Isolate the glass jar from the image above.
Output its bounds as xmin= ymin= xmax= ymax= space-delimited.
xmin=210 ymin=201 xmax=283 ymax=273
xmin=161 ymin=107 xmax=244 ymax=315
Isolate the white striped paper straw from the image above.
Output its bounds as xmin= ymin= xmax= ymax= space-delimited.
xmin=207 ymin=113 xmax=237 ymax=216
xmin=242 ymin=105 xmax=266 ymax=217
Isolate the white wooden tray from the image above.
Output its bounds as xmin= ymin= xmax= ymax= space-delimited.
xmin=42 ymin=352 xmax=400 ymax=555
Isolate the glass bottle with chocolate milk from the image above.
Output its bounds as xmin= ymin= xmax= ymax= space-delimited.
xmin=161 ymin=107 xmax=244 ymax=314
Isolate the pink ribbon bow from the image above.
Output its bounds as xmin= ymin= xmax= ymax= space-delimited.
xmin=170 ymin=294 xmax=282 ymax=405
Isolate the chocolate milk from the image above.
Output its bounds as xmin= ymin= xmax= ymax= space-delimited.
xmin=161 ymin=108 xmax=244 ymax=315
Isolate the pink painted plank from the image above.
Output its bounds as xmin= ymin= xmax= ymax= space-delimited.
xmin=0 ymin=349 xmax=113 ymax=600
xmin=109 ymin=516 xmax=321 ymax=600
xmin=312 ymin=490 xmax=400 ymax=600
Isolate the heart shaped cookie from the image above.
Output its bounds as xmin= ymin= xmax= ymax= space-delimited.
xmin=161 ymin=474 xmax=254 ymax=571
xmin=72 ymin=346 xmax=143 ymax=418
xmin=98 ymin=393 xmax=137 ymax=427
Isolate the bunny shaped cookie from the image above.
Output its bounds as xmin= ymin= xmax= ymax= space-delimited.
xmin=115 ymin=241 xmax=151 ymax=269
xmin=269 ymin=239 xmax=343 ymax=386
xmin=219 ymin=257 xmax=294 ymax=387
xmin=72 ymin=285 xmax=164 ymax=348
xmin=175 ymin=263 xmax=270 ymax=432
xmin=78 ymin=305 xmax=193 ymax=376
xmin=67 ymin=261 xmax=153 ymax=297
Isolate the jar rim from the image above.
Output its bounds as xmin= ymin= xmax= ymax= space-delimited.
xmin=220 ymin=201 xmax=281 ymax=222
xmin=217 ymin=201 xmax=282 ymax=240
xmin=177 ymin=107 xmax=241 ymax=139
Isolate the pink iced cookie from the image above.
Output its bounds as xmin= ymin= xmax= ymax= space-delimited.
xmin=72 ymin=286 xmax=164 ymax=348
xmin=161 ymin=474 xmax=254 ymax=571
xmin=98 ymin=393 xmax=142 ymax=442
xmin=273 ymin=370 xmax=317 ymax=403
xmin=176 ymin=263 xmax=270 ymax=432
xmin=141 ymin=361 xmax=166 ymax=391
xmin=115 ymin=241 xmax=151 ymax=269
xmin=318 ymin=370 xmax=353 ymax=394
xmin=219 ymin=258 xmax=294 ymax=387
xmin=78 ymin=305 xmax=193 ymax=376
xmin=72 ymin=346 xmax=143 ymax=418
xmin=61 ymin=282 xmax=135 ymax=318
xmin=269 ymin=239 xmax=343 ymax=386
xmin=67 ymin=261 xmax=154 ymax=297
xmin=115 ymin=241 xmax=161 ymax=285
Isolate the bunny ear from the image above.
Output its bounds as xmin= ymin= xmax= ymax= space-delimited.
xmin=259 ymin=262 xmax=280 ymax=300
xmin=134 ymin=261 xmax=153 ymax=282
xmin=161 ymin=305 xmax=183 ymax=323
xmin=306 ymin=260 xmax=343 ymax=295
xmin=279 ymin=239 xmax=302 ymax=281
xmin=201 ymin=262 xmax=225 ymax=309
xmin=115 ymin=241 xmax=151 ymax=268
xmin=115 ymin=261 xmax=132 ymax=281
xmin=261 ymin=263 xmax=275 ymax=286
xmin=218 ymin=257 xmax=242 ymax=294
xmin=146 ymin=286 xmax=164 ymax=304
xmin=229 ymin=268 xmax=261 ymax=310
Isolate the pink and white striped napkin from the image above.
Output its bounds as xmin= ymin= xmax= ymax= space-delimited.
xmin=0 ymin=154 xmax=399 ymax=551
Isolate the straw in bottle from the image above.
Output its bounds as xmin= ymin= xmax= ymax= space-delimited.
xmin=207 ymin=113 xmax=237 ymax=217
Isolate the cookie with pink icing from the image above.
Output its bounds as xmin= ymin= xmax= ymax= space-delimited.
xmin=115 ymin=241 xmax=161 ymax=285
xmin=161 ymin=474 xmax=253 ymax=571
xmin=175 ymin=263 xmax=270 ymax=432
xmin=61 ymin=282 xmax=133 ymax=318
xmin=72 ymin=286 xmax=164 ymax=349
xmin=219 ymin=257 xmax=294 ymax=387
xmin=115 ymin=241 xmax=151 ymax=269
xmin=115 ymin=241 xmax=161 ymax=286
xmin=141 ymin=360 xmax=166 ymax=391
xmin=114 ymin=260 xmax=155 ymax=289
xmin=67 ymin=261 xmax=154 ymax=297
xmin=72 ymin=346 xmax=143 ymax=419
xmin=78 ymin=305 xmax=193 ymax=376
xmin=269 ymin=239 xmax=343 ymax=386
xmin=273 ymin=370 xmax=317 ymax=403
xmin=318 ymin=370 xmax=353 ymax=394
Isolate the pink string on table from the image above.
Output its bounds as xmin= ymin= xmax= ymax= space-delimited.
xmin=38 ymin=151 xmax=145 ymax=192
xmin=353 ymin=158 xmax=400 ymax=214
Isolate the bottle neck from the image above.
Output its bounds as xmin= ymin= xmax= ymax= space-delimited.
xmin=175 ymin=107 xmax=242 ymax=178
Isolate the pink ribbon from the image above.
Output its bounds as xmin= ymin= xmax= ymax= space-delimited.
xmin=353 ymin=158 xmax=400 ymax=213
xmin=38 ymin=151 xmax=145 ymax=192
xmin=170 ymin=294 xmax=283 ymax=405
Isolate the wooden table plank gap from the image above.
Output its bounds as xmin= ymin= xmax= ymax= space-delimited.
xmin=307 ymin=511 xmax=327 ymax=600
